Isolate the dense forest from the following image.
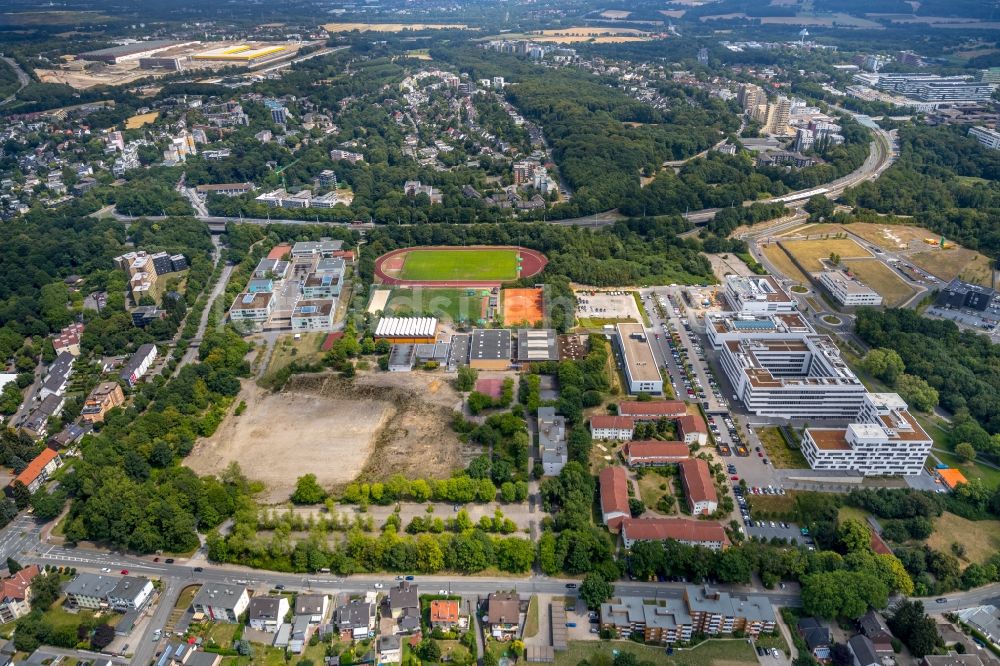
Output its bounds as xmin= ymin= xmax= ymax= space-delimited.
xmin=843 ymin=125 xmax=1000 ymax=257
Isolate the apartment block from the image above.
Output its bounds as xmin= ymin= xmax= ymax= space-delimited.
xmin=120 ymin=344 xmax=157 ymax=388
xmin=599 ymin=466 xmax=630 ymax=529
xmin=600 ymin=597 xmax=693 ymax=644
xmin=684 ymin=585 xmax=776 ymax=637
xmin=802 ymin=393 xmax=932 ymax=475
xmin=590 ymin=415 xmax=635 ymax=441
xmin=80 ymin=381 xmax=125 ymax=424
xmin=620 ymin=518 xmax=729 ymax=550
xmin=538 ymin=406 xmax=568 ymax=476
xmin=969 ymin=126 xmax=1000 ymax=150
xmin=678 ymin=458 xmax=718 ymax=515
xmin=622 ymin=441 xmax=689 ymax=467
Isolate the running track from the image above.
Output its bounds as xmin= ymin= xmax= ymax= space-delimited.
xmin=373 ymin=245 xmax=548 ymax=288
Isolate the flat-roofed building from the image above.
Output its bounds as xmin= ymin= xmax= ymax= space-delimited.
xmin=195 ymin=182 xmax=255 ymax=197
xmin=719 ymin=334 xmax=866 ymax=418
xmin=469 ymin=329 xmax=512 ymax=370
xmin=969 ymin=126 xmax=1000 ymax=150
xmin=724 ymin=275 xmax=796 ymax=315
xmin=291 ymin=300 xmax=335 ymax=332
xmin=615 ymin=323 xmax=663 ymax=394
xmin=601 ymin=597 xmax=693 ymax=644
xmin=818 ymin=271 xmax=883 ymax=307
xmin=705 ymin=312 xmax=814 ymax=350
xmin=229 ymin=292 xmax=275 ymax=324
xmin=684 ymin=585 xmax=776 ymax=637
xmin=620 ymin=517 xmax=729 ymax=550
xmin=802 ymin=392 xmax=932 ymax=476
xmin=253 ymin=258 xmax=290 ymax=280
xmin=622 ymin=441 xmax=689 ymax=467
xmin=599 ymin=466 xmax=630 ymax=529
xmin=678 ymin=458 xmax=718 ymax=515
xmin=590 ymin=415 xmax=635 ymax=441
xmin=538 ymin=406 xmax=568 ymax=476
xmin=374 ymin=317 xmax=438 ymax=344
xmin=292 ymin=240 xmax=344 ymax=258
xmin=301 ymin=272 xmax=341 ymax=300
xmin=516 ymin=329 xmax=558 ymax=362
xmin=617 ymin=400 xmax=686 ymax=420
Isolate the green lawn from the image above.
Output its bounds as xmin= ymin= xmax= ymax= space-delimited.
xmin=399 ymin=249 xmax=519 ymax=282
xmin=756 ymin=427 xmax=809 ymax=470
xmin=43 ymin=603 xmax=93 ymax=632
xmin=525 ymin=594 xmax=539 ymax=638
xmin=755 ymin=631 xmax=791 ymax=658
xmin=555 ymin=639 xmax=757 ymax=666
xmin=386 ymin=287 xmax=487 ymax=323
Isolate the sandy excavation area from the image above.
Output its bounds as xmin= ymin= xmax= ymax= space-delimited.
xmin=186 ymin=372 xmax=469 ymax=503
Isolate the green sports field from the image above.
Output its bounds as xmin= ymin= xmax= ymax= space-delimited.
xmin=386 ymin=288 xmax=487 ymax=323
xmin=399 ymin=249 xmax=519 ymax=281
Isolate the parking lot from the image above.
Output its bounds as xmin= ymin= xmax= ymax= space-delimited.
xmin=576 ymin=290 xmax=643 ymax=322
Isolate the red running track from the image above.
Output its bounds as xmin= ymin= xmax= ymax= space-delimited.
xmin=373 ymin=245 xmax=548 ymax=288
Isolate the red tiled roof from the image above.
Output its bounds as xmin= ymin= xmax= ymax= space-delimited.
xmin=621 ymin=517 xmax=729 ymax=547
xmin=13 ymin=449 xmax=59 ymax=488
xmin=624 ymin=441 xmax=689 ymax=463
xmin=678 ymin=414 xmax=707 ymax=434
xmin=0 ymin=565 xmax=40 ymax=602
xmin=678 ymin=458 xmax=717 ymax=508
xmin=591 ymin=415 xmax=635 ymax=430
xmin=430 ymin=600 xmax=460 ymax=623
xmin=599 ymin=467 xmax=630 ymax=525
xmin=618 ymin=401 xmax=687 ymax=418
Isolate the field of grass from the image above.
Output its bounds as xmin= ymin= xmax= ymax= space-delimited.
xmin=780 ymin=238 xmax=870 ymax=272
xmin=930 ymin=448 xmax=1000 ymax=490
xmin=525 ymin=595 xmax=539 ymax=638
xmin=841 ymin=259 xmax=917 ymax=307
xmin=909 ymin=248 xmax=993 ymax=286
xmin=323 ymin=22 xmax=469 ymax=31
xmin=638 ymin=471 xmax=676 ymax=514
xmin=400 ymin=249 xmax=518 ymax=282
xmin=748 ymin=492 xmax=796 ymax=516
xmin=926 ymin=511 xmax=1000 ymax=565
xmin=263 ymin=332 xmax=327 ymax=380
xmin=125 ymin=112 xmax=159 ymax=129
xmin=760 ymin=244 xmax=809 ymax=283
xmin=43 ymin=603 xmax=93 ymax=632
xmin=0 ymin=10 xmax=113 ymax=25
xmin=386 ymin=287 xmax=487 ymax=323
xmin=838 ymin=505 xmax=872 ymax=525
xmin=578 ymin=316 xmax=637 ymax=328
xmin=555 ymin=639 xmax=757 ymax=666
xmin=755 ymin=630 xmax=791 ymax=657
xmin=756 ymin=427 xmax=809 ymax=469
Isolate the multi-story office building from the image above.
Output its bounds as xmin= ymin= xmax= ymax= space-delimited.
xmin=705 ymin=311 xmax=814 ymax=350
xmin=856 ymin=73 xmax=996 ymax=103
xmin=615 ymin=323 xmax=663 ymax=395
xmin=229 ymin=292 xmax=275 ymax=325
xmin=801 ymin=393 xmax=932 ymax=475
xmin=719 ymin=334 xmax=866 ymax=418
xmin=817 ymin=271 xmax=883 ymax=306
xmin=291 ymin=300 xmax=335 ymax=332
xmin=969 ymin=126 xmax=1000 ymax=150
xmin=724 ymin=275 xmax=796 ymax=316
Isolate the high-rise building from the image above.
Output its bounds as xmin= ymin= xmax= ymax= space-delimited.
xmin=762 ymin=96 xmax=792 ymax=135
xmin=737 ymin=83 xmax=764 ymax=113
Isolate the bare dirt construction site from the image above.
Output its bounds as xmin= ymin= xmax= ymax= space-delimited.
xmin=186 ymin=372 xmax=468 ymax=503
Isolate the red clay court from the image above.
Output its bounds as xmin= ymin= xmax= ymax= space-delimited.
xmin=503 ymin=288 xmax=545 ymax=326
xmin=374 ymin=245 xmax=548 ymax=288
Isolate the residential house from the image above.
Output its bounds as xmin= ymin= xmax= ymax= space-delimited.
xmin=120 ymin=344 xmax=157 ymax=388
xmin=191 ymin=584 xmax=250 ymax=623
xmin=9 ymin=449 xmax=62 ymax=494
xmin=849 ymin=634 xmax=880 ymax=666
xmin=40 ymin=352 xmax=74 ymax=400
xmin=19 ymin=395 xmax=64 ymax=440
xmin=486 ymin=592 xmax=520 ymax=640
xmin=622 ymin=441 xmax=689 ymax=467
xmin=80 ymin=381 xmax=125 ymax=424
xmin=600 ymin=596 xmax=693 ymax=644
xmin=923 ymin=656 xmax=988 ymax=666
xmin=108 ymin=576 xmax=154 ymax=612
xmin=335 ymin=598 xmax=376 ymax=640
xmin=590 ymin=415 xmax=635 ymax=441
xmin=797 ymin=618 xmax=832 ymax=660
xmin=0 ymin=566 xmax=41 ymax=623
xmin=617 ymin=401 xmax=687 ymax=421
xmin=620 ymin=518 xmax=729 ymax=551
xmin=683 ymin=585 xmax=775 ymax=637
xmin=599 ymin=466 xmax=630 ymax=530
xmin=186 ymin=653 xmax=223 ymax=666
xmin=859 ymin=610 xmax=895 ymax=654
xmin=957 ymin=606 xmax=1000 ymax=645
xmin=377 ymin=634 xmax=402 ymax=665
xmin=52 ymin=323 xmax=84 ymax=357
xmin=538 ymin=406 xmax=567 ymax=476
xmin=289 ymin=615 xmax=311 ymax=653
xmin=678 ymin=458 xmax=718 ymax=515
xmin=387 ymin=583 xmax=420 ymax=634
xmin=678 ymin=415 xmax=709 ymax=446
xmin=430 ymin=600 xmax=461 ymax=630
xmin=295 ymin=594 xmax=329 ymax=624
xmin=63 ymin=573 xmax=119 ymax=610
xmin=248 ymin=596 xmax=289 ymax=633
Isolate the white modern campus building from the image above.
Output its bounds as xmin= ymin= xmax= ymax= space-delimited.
xmin=817 ymin=271 xmax=883 ymax=307
xmin=724 ymin=275 xmax=796 ymax=316
xmin=801 ymin=393 xmax=932 ymax=475
xmin=615 ymin=323 xmax=663 ymax=394
xmin=718 ymin=332 xmax=866 ymax=418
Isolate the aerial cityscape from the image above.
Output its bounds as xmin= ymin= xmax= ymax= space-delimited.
xmin=0 ymin=0 xmax=998 ymax=665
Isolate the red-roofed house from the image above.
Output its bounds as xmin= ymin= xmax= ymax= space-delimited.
xmin=9 ymin=449 xmax=62 ymax=494
xmin=623 ymin=441 xmax=690 ymax=467
xmin=590 ymin=415 xmax=635 ymax=441
xmin=599 ymin=466 xmax=630 ymax=530
xmin=429 ymin=599 xmax=461 ymax=630
xmin=0 ymin=565 xmax=40 ymax=622
xmin=678 ymin=415 xmax=709 ymax=446
xmin=620 ymin=518 xmax=729 ymax=550
xmin=52 ymin=322 xmax=84 ymax=357
xmin=678 ymin=458 xmax=717 ymax=515
xmin=618 ymin=401 xmax=687 ymax=421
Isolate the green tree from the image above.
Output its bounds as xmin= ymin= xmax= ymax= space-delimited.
xmin=955 ymin=442 xmax=977 ymax=462
xmin=838 ymin=518 xmax=872 ymax=553
xmin=579 ymin=572 xmax=614 ymax=609
xmin=456 ymin=366 xmax=478 ymax=392
xmin=861 ymin=348 xmax=905 ymax=385
xmin=291 ymin=474 xmax=326 ymax=504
